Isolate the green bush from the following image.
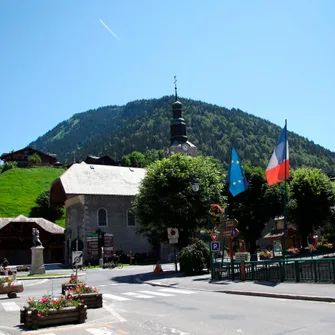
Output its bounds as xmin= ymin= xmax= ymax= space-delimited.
xmin=179 ymin=239 xmax=210 ymax=276
xmin=1 ymin=161 xmax=17 ymax=173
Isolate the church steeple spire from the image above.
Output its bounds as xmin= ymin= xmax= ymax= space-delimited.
xmin=170 ymin=77 xmax=187 ymax=144
xmin=169 ymin=76 xmax=197 ymax=157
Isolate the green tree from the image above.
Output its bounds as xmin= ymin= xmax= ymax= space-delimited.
xmin=28 ymin=153 xmax=42 ymax=165
xmin=134 ymin=154 xmax=226 ymax=251
xmin=229 ymin=165 xmax=284 ymax=254
xmin=288 ymin=167 xmax=335 ymax=245
xmin=30 ymin=189 xmax=64 ymax=222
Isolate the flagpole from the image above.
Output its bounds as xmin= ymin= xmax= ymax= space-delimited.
xmin=226 ymin=145 xmax=235 ymax=281
xmin=282 ymin=119 xmax=288 ymax=259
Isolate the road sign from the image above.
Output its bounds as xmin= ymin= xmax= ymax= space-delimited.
xmin=210 ymin=233 xmax=219 ymax=241
xmin=167 ymin=228 xmax=179 ymax=239
xmin=169 ymin=238 xmax=178 ymax=244
xmin=71 ymin=238 xmax=84 ymax=251
xmin=72 ymin=251 xmax=83 ymax=266
xmin=222 ymin=219 xmax=238 ymax=230
xmin=210 ymin=241 xmax=220 ymax=252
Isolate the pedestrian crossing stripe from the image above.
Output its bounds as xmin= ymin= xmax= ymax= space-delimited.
xmin=103 ymin=293 xmax=131 ymax=301
xmin=2 ymin=302 xmax=21 ymax=312
xmin=122 ymin=292 xmax=154 ymax=299
xmin=139 ymin=290 xmax=175 ymax=297
xmin=158 ymin=288 xmax=196 ymax=294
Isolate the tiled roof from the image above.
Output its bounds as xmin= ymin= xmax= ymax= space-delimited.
xmin=56 ymin=163 xmax=146 ymax=196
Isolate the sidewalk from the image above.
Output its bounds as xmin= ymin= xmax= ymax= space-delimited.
xmin=135 ymin=270 xmax=335 ymax=303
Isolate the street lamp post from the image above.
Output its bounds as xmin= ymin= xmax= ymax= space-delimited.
xmin=192 ymin=178 xmax=214 ymax=279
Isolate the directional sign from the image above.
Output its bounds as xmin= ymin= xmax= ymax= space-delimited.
xmin=211 ymin=241 xmax=220 ymax=252
xmin=222 ymin=230 xmax=234 ymax=238
xmin=167 ymin=228 xmax=179 ymax=239
xmin=222 ymin=219 xmax=238 ymax=230
xmin=222 ymin=228 xmax=240 ymax=238
xmin=210 ymin=233 xmax=219 ymax=241
xmin=72 ymin=251 xmax=83 ymax=266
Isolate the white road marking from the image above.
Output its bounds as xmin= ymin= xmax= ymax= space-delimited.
xmin=158 ymin=288 xmax=195 ymax=294
xmin=102 ymin=301 xmax=127 ymax=322
xmin=123 ymin=292 xmax=154 ymax=298
xmin=139 ymin=290 xmax=175 ymax=297
xmin=2 ymin=302 xmax=21 ymax=312
xmin=86 ymin=326 xmax=115 ymax=335
xmin=103 ymin=293 xmax=131 ymax=301
xmin=99 ymin=285 xmax=107 ymax=287
xmin=24 ymin=278 xmax=49 ymax=287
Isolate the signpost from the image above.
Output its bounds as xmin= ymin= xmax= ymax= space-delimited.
xmin=167 ymin=228 xmax=179 ymax=271
xmin=72 ymin=251 xmax=83 ymax=285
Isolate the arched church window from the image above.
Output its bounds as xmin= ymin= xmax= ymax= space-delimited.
xmin=97 ymin=208 xmax=107 ymax=227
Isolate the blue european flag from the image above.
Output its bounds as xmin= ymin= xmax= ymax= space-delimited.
xmin=227 ymin=146 xmax=248 ymax=197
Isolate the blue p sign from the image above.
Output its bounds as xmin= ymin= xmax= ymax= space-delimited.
xmin=211 ymin=241 xmax=220 ymax=252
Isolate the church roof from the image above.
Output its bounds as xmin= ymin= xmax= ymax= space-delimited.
xmin=50 ymin=163 xmax=146 ymax=204
xmin=0 ymin=215 xmax=64 ymax=234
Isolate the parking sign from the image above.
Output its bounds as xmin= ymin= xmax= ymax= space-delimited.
xmin=211 ymin=241 xmax=220 ymax=252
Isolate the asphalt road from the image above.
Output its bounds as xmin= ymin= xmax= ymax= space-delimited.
xmin=0 ymin=265 xmax=334 ymax=335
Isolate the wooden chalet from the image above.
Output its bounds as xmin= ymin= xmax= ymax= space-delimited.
xmin=0 ymin=215 xmax=65 ymax=264
xmin=0 ymin=147 xmax=58 ymax=167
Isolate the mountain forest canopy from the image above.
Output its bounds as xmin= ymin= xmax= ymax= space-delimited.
xmin=29 ymin=96 xmax=335 ymax=174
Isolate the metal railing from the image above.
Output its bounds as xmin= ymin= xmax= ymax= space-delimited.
xmin=213 ymin=258 xmax=335 ymax=283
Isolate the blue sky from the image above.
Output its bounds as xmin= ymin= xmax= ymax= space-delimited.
xmin=1 ymin=1 xmax=334 ymax=158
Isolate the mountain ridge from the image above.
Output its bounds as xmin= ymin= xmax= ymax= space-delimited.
xmin=29 ymin=95 xmax=335 ymax=173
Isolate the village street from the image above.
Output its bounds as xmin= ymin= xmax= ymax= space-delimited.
xmin=0 ymin=265 xmax=335 ymax=335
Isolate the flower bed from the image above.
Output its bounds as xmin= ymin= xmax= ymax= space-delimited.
xmin=20 ymin=295 xmax=87 ymax=330
xmin=17 ymin=265 xmax=30 ymax=272
xmin=67 ymin=284 xmax=102 ymax=309
xmin=61 ymin=275 xmax=85 ymax=295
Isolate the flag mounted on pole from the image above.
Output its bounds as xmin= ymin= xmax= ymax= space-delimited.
xmin=227 ymin=146 xmax=248 ymax=197
xmin=266 ymin=123 xmax=290 ymax=185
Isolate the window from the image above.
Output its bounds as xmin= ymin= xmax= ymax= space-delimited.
xmin=127 ymin=208 xmax=136 ymax=227
xmin=97 ymin=208 xmax=107 ymax=227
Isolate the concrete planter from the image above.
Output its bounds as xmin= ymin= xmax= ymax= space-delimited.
xmin=75 ymin=293 xmax=103 ymax=309
xmin=0 ymin=281 xmax=24 ymax=298
xmin=20 ymin=305 xmax=87 ymax=330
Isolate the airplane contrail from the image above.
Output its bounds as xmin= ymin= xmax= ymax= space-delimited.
xmin=99 ymin=19 xmax=120 ymax=40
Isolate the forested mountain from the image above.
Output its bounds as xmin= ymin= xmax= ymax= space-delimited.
xmin=29 ymin=96 xmax=335 ymax=173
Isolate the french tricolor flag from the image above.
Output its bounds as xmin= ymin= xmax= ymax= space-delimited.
xmin=266 ymin=124 xmax=290 ymax=186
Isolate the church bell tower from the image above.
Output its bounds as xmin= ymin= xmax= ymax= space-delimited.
xmin=169 ymin=76 xmax=197 ymax=157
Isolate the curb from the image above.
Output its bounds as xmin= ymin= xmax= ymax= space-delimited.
xmin=135 ymin=275 xmax=335 ymax=303
xmin=218 ymin=290 xmax=335 ymax=303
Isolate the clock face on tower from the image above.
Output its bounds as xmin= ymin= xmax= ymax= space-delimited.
xmin=182 ymin=143 xmax=189 ymax=152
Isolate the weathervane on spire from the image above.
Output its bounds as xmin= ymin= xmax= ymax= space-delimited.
xmin=174 ymin=75 xmax=178 ymax=101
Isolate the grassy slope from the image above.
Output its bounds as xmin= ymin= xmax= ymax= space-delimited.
xmin=0 ymin=167 xmax=65 ymax=226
